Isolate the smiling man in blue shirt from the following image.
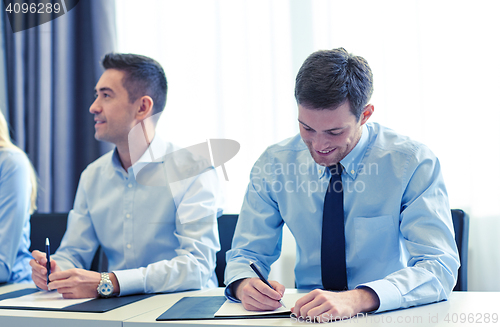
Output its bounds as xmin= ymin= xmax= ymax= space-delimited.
xmin=29 ymin=53 xmax=222 ymax=298
xmin=224 ymin=48 xmax=459 ymax=322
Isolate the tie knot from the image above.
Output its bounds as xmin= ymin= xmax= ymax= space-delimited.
xmin=329 ymin=163 xmax=343 ymax=176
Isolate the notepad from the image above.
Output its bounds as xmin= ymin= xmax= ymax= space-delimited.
xmin=214 ymin=292 xmax=303 ymax=317
xmin=0 ymin=290 xmax=92 ymax=309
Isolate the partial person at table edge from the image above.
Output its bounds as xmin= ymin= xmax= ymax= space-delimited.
xmin=0 ymin=109 xmax=38 ymax=284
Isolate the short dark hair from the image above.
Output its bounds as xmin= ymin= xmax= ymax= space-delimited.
xmin=102 ymin=53 xmax=167 ymax=114
xmin=294 ymin=48 xmax=373 ymax=120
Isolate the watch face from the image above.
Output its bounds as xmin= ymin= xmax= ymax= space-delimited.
xmin=98 ymin=282 xmax=113 ymax=296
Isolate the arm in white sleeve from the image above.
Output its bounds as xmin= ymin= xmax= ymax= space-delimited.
xmin=359 ymin=148 xmax=459 ymax=312
xmin=114 ymin=168 xmax=222 ymax=296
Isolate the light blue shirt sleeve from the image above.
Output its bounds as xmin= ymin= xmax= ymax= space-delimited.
xmin=113 ymin=169 xmax=222 ymax=296
xmin=0 ymin=149 xmax=33 ymax=283
xmin=358 ymin=145 xmax=459 ymax=312
xmin=53 ymin=144 xmax=222 ymax=296
xmin=225 ymin=123 xmax=459 ymax=312
xmin=224 ymin=149 xmax=285 ymax=300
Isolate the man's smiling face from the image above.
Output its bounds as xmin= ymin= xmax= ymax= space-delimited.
xmin=89 ymin=68 xmax=140 ymax=147
xmin=298 ymin=101 xmax=372 ymax=167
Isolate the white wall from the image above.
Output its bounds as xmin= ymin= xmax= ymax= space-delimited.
xmin=116 ymin=0 xmax=500 ymax=290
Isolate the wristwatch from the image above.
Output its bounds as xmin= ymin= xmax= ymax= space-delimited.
xmin=97 ymin=272 xmax=114 ymax=298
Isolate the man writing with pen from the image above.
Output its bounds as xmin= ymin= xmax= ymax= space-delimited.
xmin=224 ymin=48 xmax=459 ymax=322
xmin=249 ymin=262 xmax=285 ymax=308
xmin=30 ymin=53 xmax=223 ymax=298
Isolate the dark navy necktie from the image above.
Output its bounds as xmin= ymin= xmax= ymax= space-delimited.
xmin=321 ymin=163 xmax=348 ymax=291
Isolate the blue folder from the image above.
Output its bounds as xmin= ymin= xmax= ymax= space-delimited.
xmin=0 ymin=288 xmax=153 ymax=313
xmin=156 ymin=296 xmax=291 ymax=321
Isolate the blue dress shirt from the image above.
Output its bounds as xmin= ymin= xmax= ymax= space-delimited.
xmin=0 ymin=148 xmax=33 ymax=283
xmin=53 ymin=137 xmax=223 ymax=295
xmin=225 ymin=122 xmax=459 ymax=313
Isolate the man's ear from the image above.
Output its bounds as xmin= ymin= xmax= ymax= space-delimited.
xmin=136 ymin=95 xmax=154 ymax=119
xmin=359 ymin=104 xmax=374 ymax=125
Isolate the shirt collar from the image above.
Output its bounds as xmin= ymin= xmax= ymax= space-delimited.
xmin=340 ymin=124 xmax=369 ymax=180
xmin=110 ymin=147 xmax=122 ymax=170
xmin=133 ymin=135 xmax=170 ymax=165
xmin=108 ymin=135 xmax=171 ymax=177
xmin=131 ymin=135 xmax=172 ymax=177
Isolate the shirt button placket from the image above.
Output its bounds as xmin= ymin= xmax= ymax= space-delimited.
xmin=123 ymin=180 xmax=135 ymax=267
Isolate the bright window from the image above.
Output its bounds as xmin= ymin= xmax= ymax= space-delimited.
xmin=117 ymin=0 xmax=500 ymax=290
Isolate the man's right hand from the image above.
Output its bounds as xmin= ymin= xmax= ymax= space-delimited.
xmin=234 ymin=277 xmax=285 ymax=311
xmin=30 ymin=250 xmax=61 ymax=290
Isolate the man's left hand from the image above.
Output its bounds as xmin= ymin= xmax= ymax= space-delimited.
xmin=291 ymin=288 xmax=380 ymax=323
xmin=47 ymin=269 xmax=101 ymax=299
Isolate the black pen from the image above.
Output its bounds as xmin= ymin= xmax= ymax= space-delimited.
xmin=249 ymin=262 xmax=285 ymax=308
xmin=45 ymin=238 xmax=51 ymax=286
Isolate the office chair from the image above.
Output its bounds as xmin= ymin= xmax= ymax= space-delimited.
xmin=451 ymin=209 xmax=469 ymax=291
xmin=215 ymin=214 xmax=239 ymax=287
xmin=29 ymin=213 xmax=68 ymax=254
xmin=29 ymin=212 xmax=106 ymax=272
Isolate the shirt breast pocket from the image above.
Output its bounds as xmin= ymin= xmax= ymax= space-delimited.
xmin=353 ymin=215 xmax=399 ymax=261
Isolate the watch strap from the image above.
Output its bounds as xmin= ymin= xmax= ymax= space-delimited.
xmin=97 ymin=272 xmax=114 ymax=298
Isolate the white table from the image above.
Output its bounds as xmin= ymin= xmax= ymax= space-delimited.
xmin=1 ymin=284 xmax=499 ymax=327
xmin=123 ymin=289 xmax=500 ymax=327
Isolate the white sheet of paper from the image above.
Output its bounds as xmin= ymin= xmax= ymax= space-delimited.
xmin=0 ymin=290 xmax=93 ymax=309
xmin=214 ymin=292 xmax=304 ymax=317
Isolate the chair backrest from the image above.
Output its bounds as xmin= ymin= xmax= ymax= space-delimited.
xmin=29 ymin=213 xmax=69 ymax=254
xmin=31 ymin=211 xmax=467 ymax=290
xmin=451 ymin=209 xmax=469 ymax=291
xmin=216 ymin=214 xmax=238 ymax=287
xmin=30 ymin=212 xmax=238 ymax=279
xmin=29 ymin=212 xmax=104 ymax=272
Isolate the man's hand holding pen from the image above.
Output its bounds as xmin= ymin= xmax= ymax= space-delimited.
xmin=234 ymin=277 xmax=286 ymax=311
xmin=29 ymin=250 xmax=61 ymax=291
xmin=30 ymin=250 xmax=120 ymax=299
